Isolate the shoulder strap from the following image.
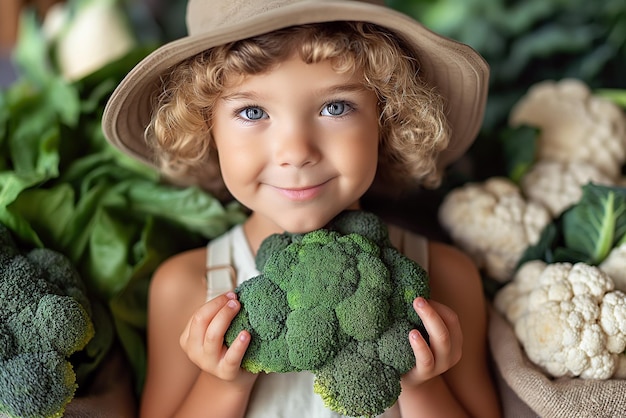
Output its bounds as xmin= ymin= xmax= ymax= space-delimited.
xmin=387 ymin=224 xmax=429 ymax=272
xmin=206 ymin=233 xmax=237 ymax=300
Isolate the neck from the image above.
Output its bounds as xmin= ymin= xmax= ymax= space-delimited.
xmin=242 ymin=202 xmax=362 ymax=254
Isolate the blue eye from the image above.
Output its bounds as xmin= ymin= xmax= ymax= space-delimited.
xmin=240 ymin=107 xmax=267 ymax=120
xmin=321 ymin=101 xmax=351 ymax=116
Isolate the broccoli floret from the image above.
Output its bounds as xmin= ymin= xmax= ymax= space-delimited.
xmin=254 ymin=232 xmax=296 ymax=271
xmin=225 ymin=210 xmax=430 ymax=416
xmin=236 ymin=276 xmax=288 ymax=341
xmin=383 ymin=247 xmax=431 ymax=326
xmin=0 ymin=255 xmax=53 ymax=321
xmin=0 ymin=224 xmax=96 ymax=418
xmin=286 ymin=305 xmax=339 ymax=370
xmin=377 ymin=319 xmax=416 ymax=373
xmin=35 ymin=294 xmax=95 ymax=356
xmin=327 ymin=210 xmax=393 ymax=247
xmin=0 ymin=352 xmax=76 ymax=418
xmin=313 ymin=341 xmax=402 ymax=417
xmin=27 ymin=248 xmax=92 ymax=315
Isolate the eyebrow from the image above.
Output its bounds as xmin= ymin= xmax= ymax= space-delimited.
xmin=220 ymin=83 xmax=367 ymax=102
xmin=322 ymin=83 xmax=369 ymax=95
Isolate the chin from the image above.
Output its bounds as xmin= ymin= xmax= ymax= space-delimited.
xmin=280 ymin=212 xmax=339 ymax=234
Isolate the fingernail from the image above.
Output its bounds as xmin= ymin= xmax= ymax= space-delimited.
xmin=414 ymin=297 xmax=426 ymax=308
xmin=410 ymin=329 xmax=421 ymax=341
xmin=239 ymin=332 xmax=249 ymax=342
xmin=226 ymin=292 xmax=237 ymax=299
xmin=227 ymin=300 xmax=238 ymax=308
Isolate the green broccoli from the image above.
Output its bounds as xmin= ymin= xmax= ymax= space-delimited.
xmin=225 ymin=210 xmax=430 ymax=417
xmin=0 ymin=352 xmax=76 ymax=418
xmin=0 ymin=224 xmax=95 ymax=418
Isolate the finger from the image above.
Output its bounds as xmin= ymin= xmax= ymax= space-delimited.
xmin=181 ymin=293 xmax=235 ymax=349
xmin=413 ymin=298 xmax=454 ymax=354
xmin=428 ymin=300 xmax=463 ymax=351
xmin=222 ymin=330 xmax=252 ymax=369
xmin=203 ymin=297 xmax=243 ymax=347
xmin=409 ymin=329 xmax=435 ymax=371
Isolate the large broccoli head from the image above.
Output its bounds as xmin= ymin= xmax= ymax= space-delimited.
xmin=0 ymin=224 xmax=95 ymax=418
xmin=225 ymin=210 xmax=430 ymax=417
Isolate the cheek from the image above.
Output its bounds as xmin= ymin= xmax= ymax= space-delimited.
xmin=350 ymin=131 xmax=380 ymax=177
xmin=215 ymin=143 xmax=264 ymax=193
xmin=358 ymin=143 xmax=380 ymax=182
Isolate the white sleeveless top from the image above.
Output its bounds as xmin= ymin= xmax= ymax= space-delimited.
xmin=206 ymin=224 xmax=429 ymax=418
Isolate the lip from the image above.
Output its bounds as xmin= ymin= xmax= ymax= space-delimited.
xmin=273 ymin=182 xmax=327 ymax=201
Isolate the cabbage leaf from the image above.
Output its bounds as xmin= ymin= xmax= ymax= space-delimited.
xmin=519 ymin=183 xmax=626 ymax=267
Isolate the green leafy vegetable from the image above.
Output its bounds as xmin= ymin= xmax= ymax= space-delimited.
xmin=499 ymin=125 xmax=538 ymax=183
xmin=0 ymin=5 xmax=248 ymax=395
xmin=561 ymin=184 xmax=626 ymax=264
xmin=595 ymin=88 xmax=626 ymax=108
xmin=519 ymin=183 xmax=626 ymax=266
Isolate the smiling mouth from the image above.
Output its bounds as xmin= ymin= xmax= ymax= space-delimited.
xmin=273 ymin=182 xmax=328 ymax=201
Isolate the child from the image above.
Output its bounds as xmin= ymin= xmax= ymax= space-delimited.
xmin=103 ymin=0 xmax=501 ymax=417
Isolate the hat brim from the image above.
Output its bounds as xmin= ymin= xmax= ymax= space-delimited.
xmin=102 ymin=1 xmax=489 ymax=173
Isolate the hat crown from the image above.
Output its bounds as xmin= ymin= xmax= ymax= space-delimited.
xmin=186 ymin=0 xmax=385 ymax=35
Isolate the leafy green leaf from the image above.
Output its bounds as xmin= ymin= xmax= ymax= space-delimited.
xmin=7 ymin=184 xmax=76 ymax=247
xmin=125 ymin=181 xmax=247 ymax=237
xmin=12 ymin=9 xmax=52 ymax=84
xmin=86 ymin=207 xmax=138 ymax=298
xmin=517 ymin=222 xmax=559 ymax=267
xmin=0 ymin=172 xmax=48 ymax=246
xmin=516 ymin=183 xmax=626 ymax=268
xmin=561 ymin=183 xmax=626 ymax=264
xmin=499 ymin=125 xmax=538 ymax=183
xmin=595 ymin=88 xmax=626 ymax=108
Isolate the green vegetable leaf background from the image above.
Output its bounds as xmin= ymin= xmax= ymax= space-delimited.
xmin=1 ymin=4 xmax=247 ymax=393
xmin=520 ymin=184 xmax=626 ymax=267
xmin=1 ymin=0 xmax=625 ymax=398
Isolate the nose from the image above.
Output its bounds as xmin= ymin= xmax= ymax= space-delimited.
xmin=274 ymin=119 xmax=320 ymax=168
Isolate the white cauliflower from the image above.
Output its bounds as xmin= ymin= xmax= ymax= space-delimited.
xmin=495 ymin=260 xmax=626 ymax=379
xmin=438 ymin=177 xmax=552 ymax=282
xmin=600 ymin=243 xmax=626 ymax=293
xmin=510 ymin=79 xmax=626 ymax=178
xmin=520 ymin=160 xmax=615 ymax=217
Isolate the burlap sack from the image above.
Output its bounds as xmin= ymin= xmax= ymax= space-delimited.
xmin=489 ymin=306 xmax=626 ymax=418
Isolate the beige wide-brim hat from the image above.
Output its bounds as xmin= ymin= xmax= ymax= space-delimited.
xmin=102 ymin=0 xmax=489 ymax=174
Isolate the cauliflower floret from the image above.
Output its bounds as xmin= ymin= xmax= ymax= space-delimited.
xmin=510 ymin=79 xmax=626 ymax=178
xmin=495 ymin=261 xmax=626 ymax=379
xmin=521 ymin=160 xmax=615 ymax=217
xmin=599 ymin=290 xmax=626 ymax=354
xmin=438 ymin=178 xmax=552 ymax=282
xmin=600 ymin=243 xmax=626 ymax=293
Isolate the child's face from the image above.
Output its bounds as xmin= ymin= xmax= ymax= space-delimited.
xmin=212 ymin=55 xmax=380 ymax=234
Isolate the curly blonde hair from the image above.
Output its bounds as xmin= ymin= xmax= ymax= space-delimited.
xmin=147 ymin=22 xmax=449 ymax=198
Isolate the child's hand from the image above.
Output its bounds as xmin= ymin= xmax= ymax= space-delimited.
xmin=402 ymin=297 xmax=463 ymax=387
xmin=179 ymin=292 xmax=255 ymax=384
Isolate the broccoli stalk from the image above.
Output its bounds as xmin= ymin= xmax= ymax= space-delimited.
xmin=0 ymin=224 xmax=95 ymax=418
xmin=225 ymin=210 xmax=430 ymax=417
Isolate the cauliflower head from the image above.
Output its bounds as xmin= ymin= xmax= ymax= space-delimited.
xmin=520 ymin=160 xmax=615 ymax=217
xmin=225 ymin=210 xmax=430 ymax=416
xmin=510 ymin=79 xmax=626 ymax=178
xmin=495 ymin=260 xmax=626 ymax=379
xmin=438 ymin=177 xmax=552 ymax=282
